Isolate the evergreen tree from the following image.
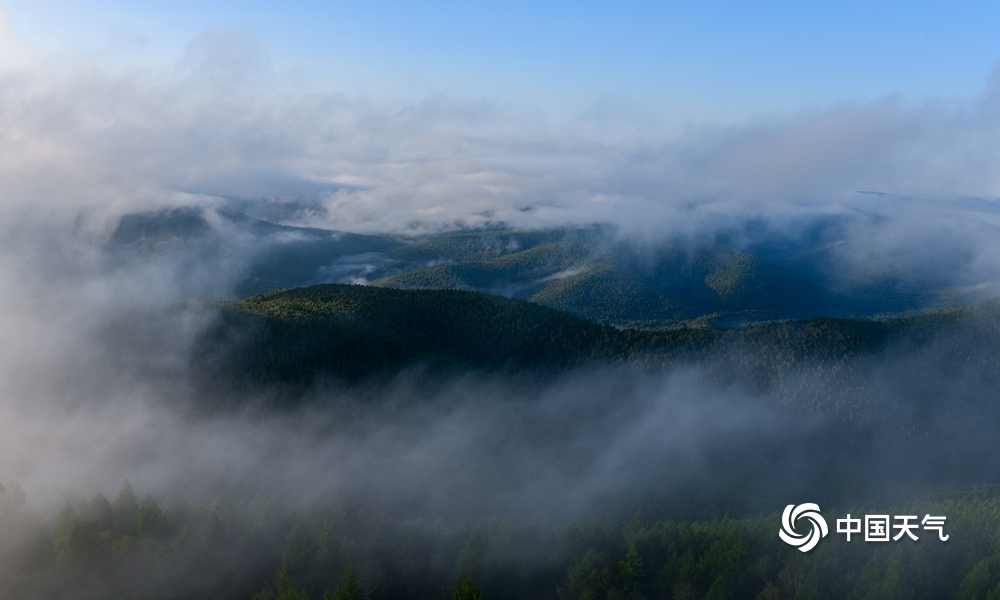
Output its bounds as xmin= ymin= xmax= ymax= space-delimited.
xmin=326 ymin=564 xmax=363 ymax=600
xmin=87 ymin=493 xmax=114 ymax=526
xmin=111 ymin=479 xmax=139 ymax=531
xmin=453 ymin=576 xmax=482 ymax=600
xmin=252 ymin=567 xmax=307 ymax=600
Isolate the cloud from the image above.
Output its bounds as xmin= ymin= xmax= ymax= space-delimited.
xmin=1 ymin=32 xmax=1000 ymax=309
xmin=0 ymin=31 xmax=998 ymax=237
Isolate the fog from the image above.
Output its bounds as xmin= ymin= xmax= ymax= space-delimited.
xmin=2 ymin=30 xmax=1000 ymax=598
xmin=2 ymin=216 xmax=997 ymax=522
xmin=0 ymin=222 xmax=798 ymax=515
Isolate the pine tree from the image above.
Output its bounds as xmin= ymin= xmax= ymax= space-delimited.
xmin=453 ymin=576 xmax=483 ymax=600
xmin=325 ymin=564 xmax=363 ymax=600
xmin=252 ymin=567 xmax=307 ymax=600
xmin=111 ymin=479 xmax=139 ymax=532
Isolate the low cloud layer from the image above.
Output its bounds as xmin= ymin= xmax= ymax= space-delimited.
xmin=1 ymin=31 xmax=999 ymax=237
xmin=2 ymin=275 xmax=997 ymax=523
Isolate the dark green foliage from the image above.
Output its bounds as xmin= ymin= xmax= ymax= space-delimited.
xmin=554 ymin=494 xmax=997 ymax=600
xmin=113 ymin=480 xmax=139 ymax=532
xmin=113 ymin=480 xmax=137 ymax=514
xmin=453 ymin=576 xmax=483 ymax=600
xmin=12 ymin=483 xmax=1000 ymax=599
xmin=326 ymin=565 xmax=364 ymax=600
xmin=136 ymin=502 xmax=170 ymax=538
xmin=86 ymin=494 xmax=114 ymax=525
xmin=378 ymin=233 xmax=836 ymax=328
xmin=52 ymin=504 xmax=107 ymax=568
xmin=253 ymin=567 xmax=308 ymax=600
xmin=241 ymin=505 xmax=573 ymax=600
xmin=195 ymin=284 xmax=630 ymax=390
xmin=530 ymin=266 xmax=683 ymax=328
xmin=382 ymin=241 xmax=591 ymax=294
xmin=694 ymin=247 xmax=833 ymax=317
xmin=194 ymin=283 xmax=1000 ymax=423
xmin=0 ymin=481 xmax=296 ymax=600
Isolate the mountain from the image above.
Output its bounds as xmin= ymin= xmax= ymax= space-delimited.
xmin=377 ymin=230 xmax=836 ymax=327
xmin=193 ymin=283 xmax=637 ymax=389
xmin=107 ymin=206 xmax=403 ymax=295
xmin=107 ymin=206 xmax=997 ymax=325
xmin=193 ymin=283 xmax=1000 ymax=417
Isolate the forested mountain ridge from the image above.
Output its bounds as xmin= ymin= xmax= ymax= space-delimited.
xmin=107 ymin=206 xmax=979 ymax=327
xmin=374 ymin=233 xmax=837 ymax=327
xmin=194 ymin=284 xmax=999 ymax=420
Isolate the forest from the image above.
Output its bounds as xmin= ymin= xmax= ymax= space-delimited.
xmin=4 ymin=280 xmax=1000 ymax=598
xmin=5 ymin=480 xmax=1000 ymax=599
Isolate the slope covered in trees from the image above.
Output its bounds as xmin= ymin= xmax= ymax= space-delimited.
xmin=193 ymin=283 xmax=1000 ymax=424
xmin=376 ymin=233 xmax=836 ymax=328
xmin=7 ymin=481 xmax=1000 ymax=600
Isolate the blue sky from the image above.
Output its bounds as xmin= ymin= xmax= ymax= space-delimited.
xmin=4 ymin=1 xmax=1000 ymax=124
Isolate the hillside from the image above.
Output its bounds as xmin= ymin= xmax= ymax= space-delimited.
xmin=193 ymin=284 xmax=636 ymax=388
xmin=107 ymin=206 xmax=403 ymax=295
xmin=193 ymin=284 xmax=1000 ymax=418
xmin=106 ymin=207 xmax=999 ymax=325
xmin=377 ymin=233 xmax=836 ymax=327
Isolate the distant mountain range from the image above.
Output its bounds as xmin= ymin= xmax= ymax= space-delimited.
xmin=107 ymin=204 xmax=991 ymax=326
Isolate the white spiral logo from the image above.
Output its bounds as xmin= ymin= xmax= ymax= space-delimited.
xmin=779 ymin=503 xmax=828 ymax=552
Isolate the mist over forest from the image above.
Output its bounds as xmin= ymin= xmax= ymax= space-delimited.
xmin=2 ymin=29 xmax=1000 ymax=599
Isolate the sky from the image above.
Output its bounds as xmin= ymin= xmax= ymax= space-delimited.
xmin=3 ymin=1 xmax=1000 ymax=126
